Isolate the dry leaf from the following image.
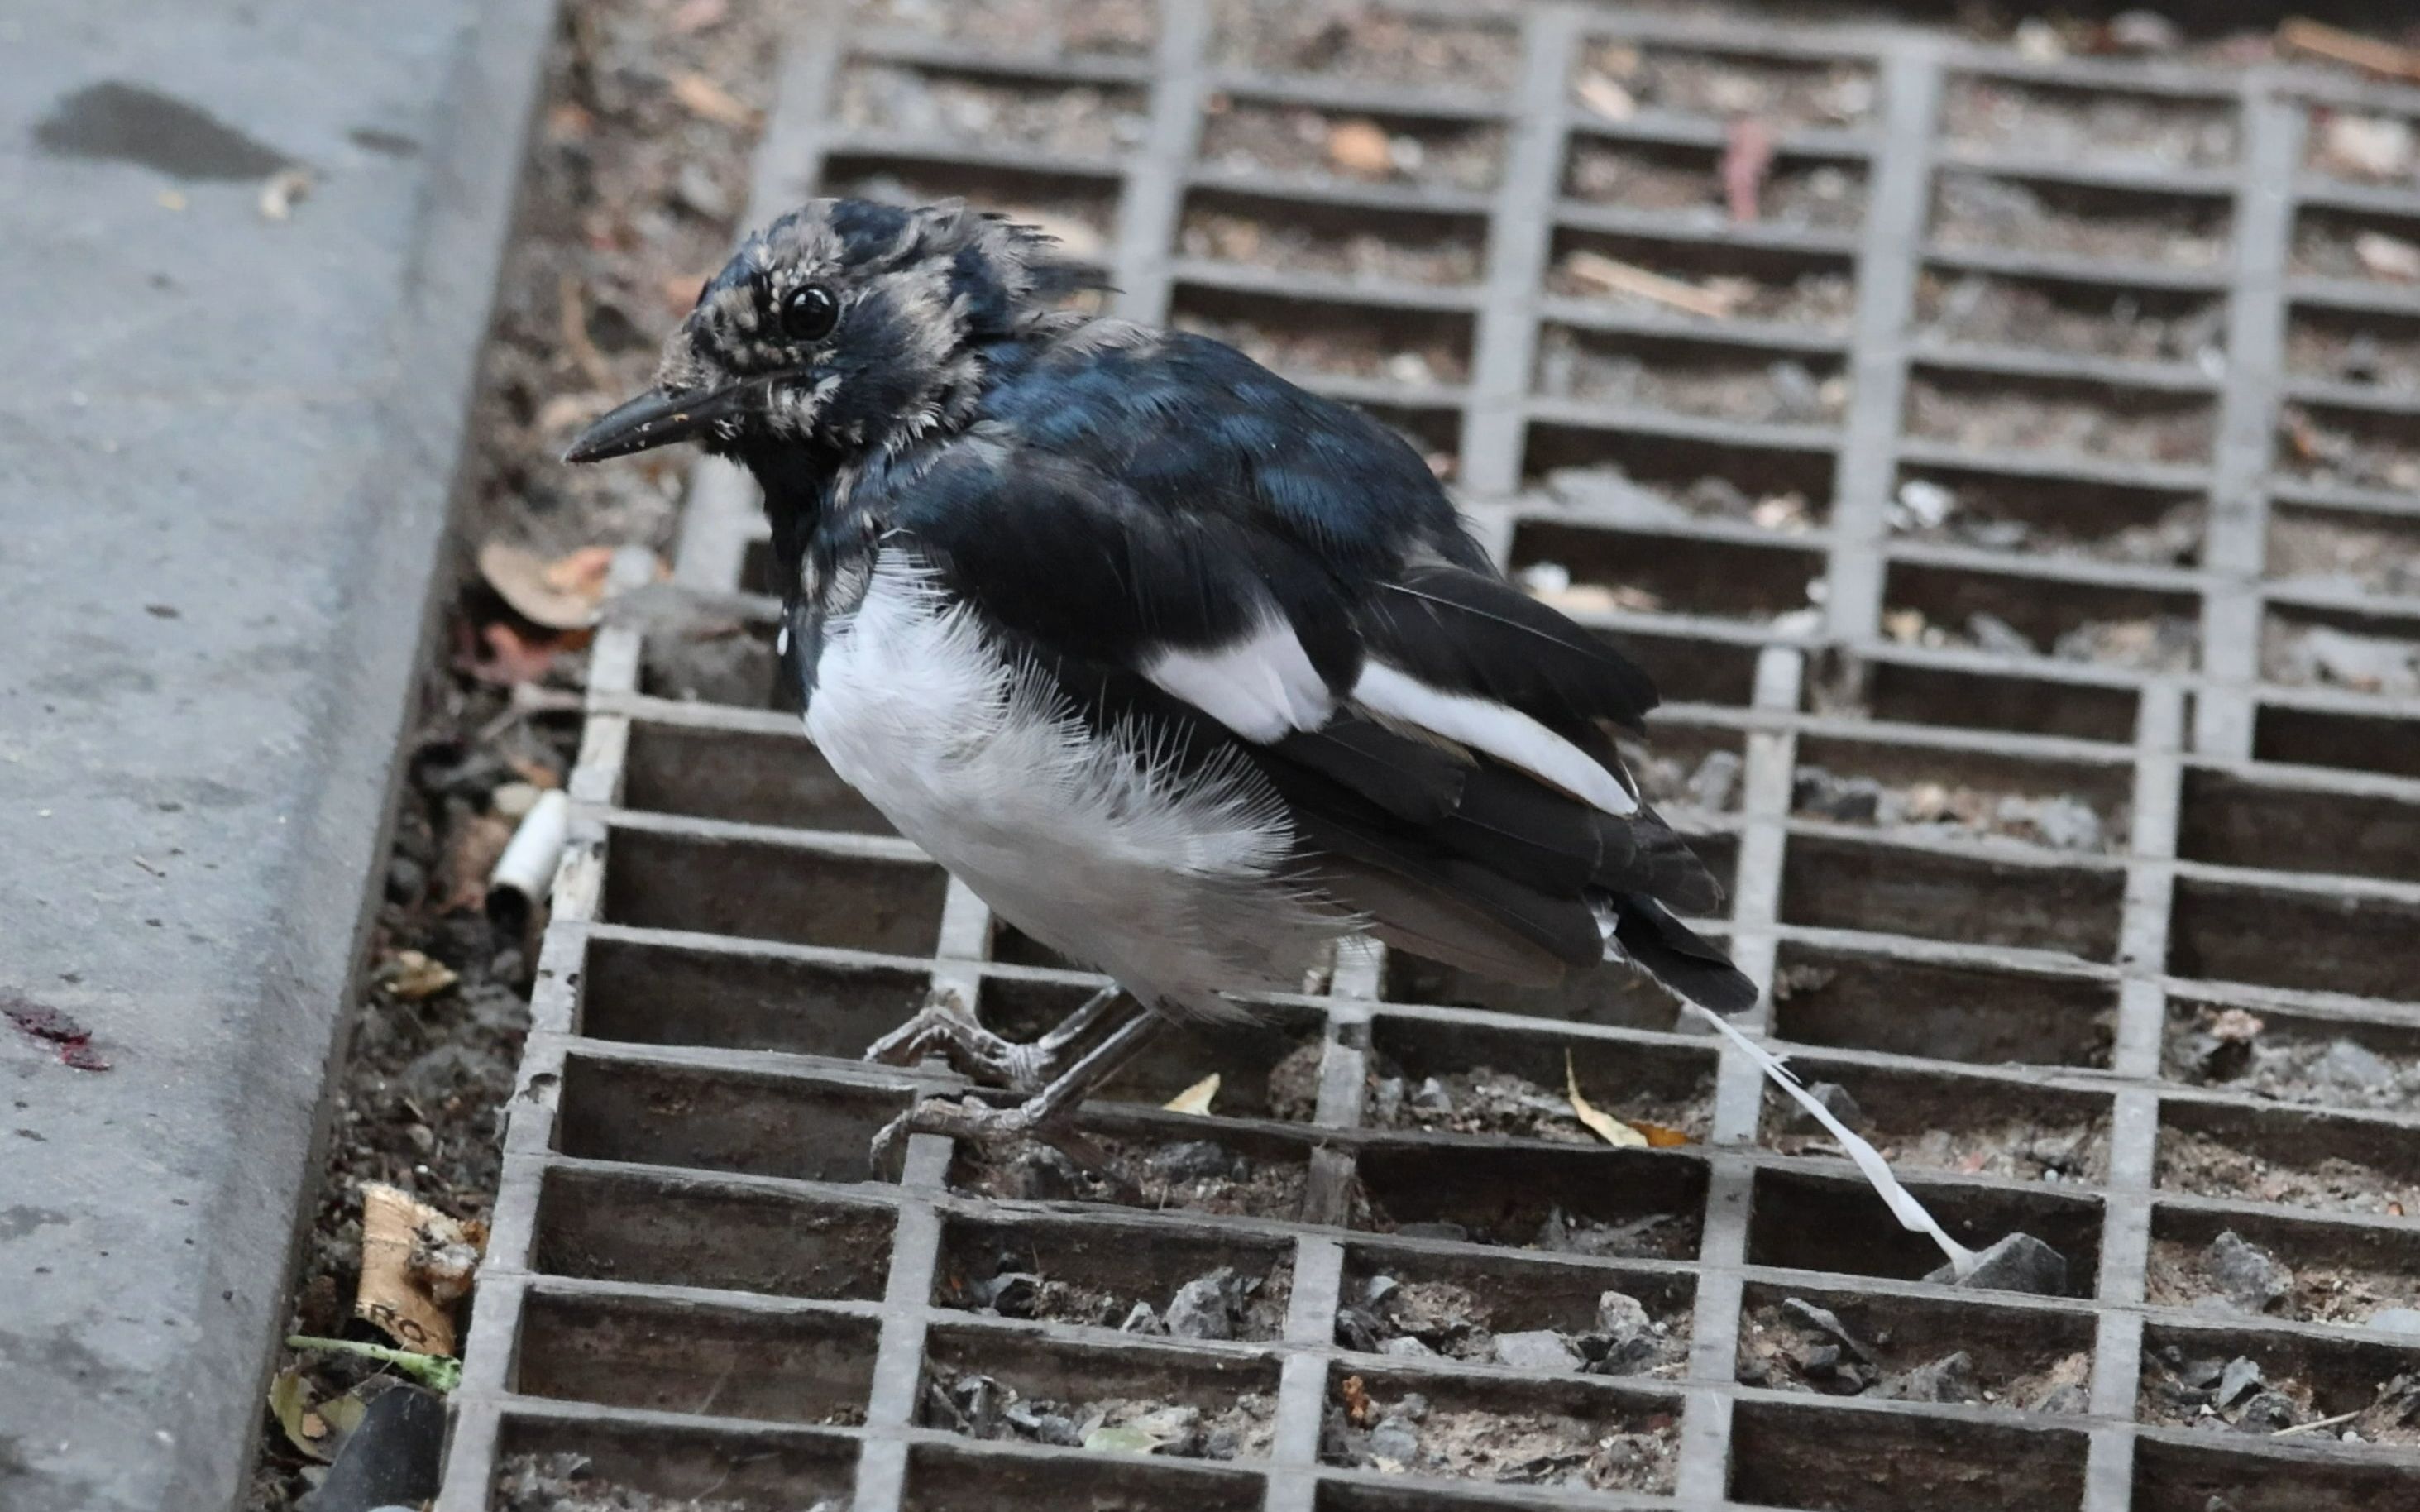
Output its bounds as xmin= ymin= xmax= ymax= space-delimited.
xmin=1575 ymin=74 xmax=1637 ymax=121
xmin=1340 ymin=1373 xmax=1372 ymax=1426
xmin=1562 ymin=249 xmax=1738 ymax=319
xmin=1163 ymin=1073 xmax=1222 ymax=1116
xmin=438 ymin=810 xmax=516 ymax=912
xmin=356 ymin=1184 xmax=484 ymax=1356
xmin=268 ymin=1369 xmax=332 ymax=1460
xmin=1626 ymin=1119 xmax=1692 ymax=1148
xmin=1327 ymin=118 xmax=1393 ymax=177
xmin=2355 ymin=231 xmax=2420 ymax=282
xmin=478 ymin=541 xmax=617 ymax=630
xmin=257 ymin=168 xmax=313 ymax=222
xmin=669 ymin=69 xmax=758 ymax=128
xmin=379 ymin=950 xmax=457 ymax=1002
xmin=459 ymin=620 xmax=567 ymax=687
xmin=1567 ymin=1051 xmax=1648 ymax=1148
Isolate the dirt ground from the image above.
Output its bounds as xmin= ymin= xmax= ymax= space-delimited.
xmin=1322 ymin=1375 xmax=1679 ymax=1492
xmin=246 ymin=1 xmax=778 ymax=1504
xmin=924 ymin=1365 xmax=1277 ymax=1462
xmin=1737 ymin=1299 xmax=2092 ymax=1414
xmin=953 ymin=1132 xmax=1312 ymax=1219
xmin=2158 ymin=1127 xmax=2420 ymax=1218
xmin=2140 ymin=1342 xmax=2420 ymax=1444
xmin=1334 ymin=1272 xmax=1691 ymax=1378
xmin=939 ymin=1251 xmax=1295 ymax=1341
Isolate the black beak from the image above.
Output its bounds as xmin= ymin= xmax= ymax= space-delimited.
xmin=563 ymin=383 xmax=746 ymax=464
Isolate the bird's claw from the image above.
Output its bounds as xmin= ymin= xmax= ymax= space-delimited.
xmin=862 ymin=989 xmax=1051 ymax=1092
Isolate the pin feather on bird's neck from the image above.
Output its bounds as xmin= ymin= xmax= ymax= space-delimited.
xmin=657 ymin=198 xmax=1107 ymax=572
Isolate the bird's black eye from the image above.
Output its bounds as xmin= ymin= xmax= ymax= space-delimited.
xmin=779 ymin=284 xmax=839 ymax=343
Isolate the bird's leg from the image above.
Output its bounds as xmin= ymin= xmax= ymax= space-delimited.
xmin=862 ymin=983 xmax=1124 ymax=1093
xmin=872 ymin=1000 xmax=1165 ymax=1162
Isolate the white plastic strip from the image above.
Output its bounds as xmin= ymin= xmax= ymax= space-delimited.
xmin=1686 ymin=1003 xmax=1978 ymax=1275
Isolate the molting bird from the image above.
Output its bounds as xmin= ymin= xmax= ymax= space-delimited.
xmin=568 ymin=198 xmax=1753 ymax=1153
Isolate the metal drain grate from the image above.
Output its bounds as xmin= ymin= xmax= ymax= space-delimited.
xmin=438 ymin=4 xmax=2420 ymax=1508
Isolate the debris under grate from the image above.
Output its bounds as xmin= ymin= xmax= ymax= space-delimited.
xmin=433 ymin=5 xmax=2420 ymax=1511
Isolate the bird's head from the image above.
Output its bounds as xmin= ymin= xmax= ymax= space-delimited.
xmin=565 ymin=197 xmax=1101 ymax=467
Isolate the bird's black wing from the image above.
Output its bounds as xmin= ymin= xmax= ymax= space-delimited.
xmin=847 ymin=331 xmax=1748 ymax=1009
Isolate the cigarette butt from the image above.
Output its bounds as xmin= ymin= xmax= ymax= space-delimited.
xmin=486 ymin=789 xmax=569 ymax=927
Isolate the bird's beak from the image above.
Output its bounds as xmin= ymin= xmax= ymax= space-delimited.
xmin=562 ymin=382 xmax=747 ymax=464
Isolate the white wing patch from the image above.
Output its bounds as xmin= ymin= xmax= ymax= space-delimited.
xmin=1352 ymin=660 xmax=1638 ymax=816
xmin=1144 ymin=615 xmax=1333 ymax=744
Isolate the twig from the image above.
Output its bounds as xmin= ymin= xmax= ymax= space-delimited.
xmin=1562 ymin=249 xmax=1738 ymax=319
xmin=1722 ymin=118 xmax=1777 ymax=225
xmin=2280 ymin=17 xmax=2420 ymax=84
xmin=556 ymin=272 xmax=615 ymax=392
xmin=2272 ymin=1406 xmax=2364 ymax=1438
xmin=285 ymin=1334 xmax=462 ymax=1393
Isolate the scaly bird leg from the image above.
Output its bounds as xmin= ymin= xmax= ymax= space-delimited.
xmin=872 ymin=999 xmax=1165 ymax=1163
xmin=862 ymin=983 xmax=1126 ymax=1093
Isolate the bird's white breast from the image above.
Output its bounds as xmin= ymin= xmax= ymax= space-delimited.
xmin=802 ymin=551 xmax=1337 ymax=1014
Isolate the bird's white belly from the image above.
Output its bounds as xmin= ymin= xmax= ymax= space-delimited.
xmin=801 ymin=553 xmax=1336 ymax=1014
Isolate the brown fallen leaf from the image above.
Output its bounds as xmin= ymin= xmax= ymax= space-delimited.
xmin=478 ymin=541 xmax=618 ymax=631
xmin=1625 ymin=1119 xmax=1692 ymax=1149
xmin=1340 ymin=1373 xmax=1372 ymax=1426
xmin=1163 ymin=1073 xmax=1221 ymax=1116
xmin=1567 ymin=1051 xmax=1648 ymax=1148
xmin=1721 ymin=117 xmax=1777 ymax=224
xmin=379 ymin=950 xmax=458 ymax=1002
xmin=2279 ymin=17 xmax=2420 ymax=84
xmin=356 ymin=1184 xmax=485 ymax=1356
xmin=437 ymin=810 xmax=516 ymax=912
xmin=457 ymin=620 xmax=568 ymax=687
xmin=1327 ymin=118 xmax=1394 ymax=178
xmin=669 ymin=69 xmax=759 ymax=129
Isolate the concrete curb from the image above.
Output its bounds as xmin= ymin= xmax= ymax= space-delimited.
xmin=0 ymin=2 xmax=557 ymax=1509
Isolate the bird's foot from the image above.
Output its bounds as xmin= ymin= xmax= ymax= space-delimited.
xmin=871 ymin=1092 xmax=1040 ymax=1165
xmin=862 ymin=983 xmax=1122 ymax=1093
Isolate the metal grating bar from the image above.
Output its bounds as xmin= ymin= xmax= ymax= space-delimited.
xmin=438 ymin=7 xmax=2420 ymax=1510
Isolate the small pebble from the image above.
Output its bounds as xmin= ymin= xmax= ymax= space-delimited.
xmin=490 ymin=780 xmax=543 ymax=820
xmin=1165 ymin=1267 xmax=1240 ymax=1341
xmin=1492 ymin=1329 xmax=1581 ymax=1372
xmin=2233 ymin=1390 xmax=2298 ymax=1434
xmin=2214 ymin=1356 xmax=2264 ymax=1409
xmin=1379 ymin=1334 xmax=1436 ymax=1358
xmin=1367 ymin=1414 xmax=1421 ymax=1463
xmin=2203 ymin=1231 xmax=2292 ymax=1315
xmin=1931 ymin=1232 xmax=2068 ymax=1297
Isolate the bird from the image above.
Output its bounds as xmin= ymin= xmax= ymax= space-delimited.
xmin=567 ymin=198 xmax=1753 ymax=1156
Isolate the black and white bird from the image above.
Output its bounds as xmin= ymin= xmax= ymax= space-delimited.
xmin=569 ymin=199 xmax=1753 ymax=1150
